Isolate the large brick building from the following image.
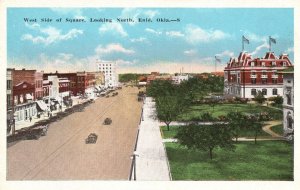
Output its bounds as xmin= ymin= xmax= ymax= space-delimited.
xmin=11 ymin=69 xmax=38 ymax=123
xmin=224 ymin=52 xmax=293 ymax=99
xmin=44 ymin=71 xmax=96 ymax=97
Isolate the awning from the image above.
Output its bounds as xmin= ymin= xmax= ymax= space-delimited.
xmin=36 ymin=100 xmax=48 ymax=111
xmin=26 ymin=94 xmax=33 ymax=100
xmin=55 ymin=96 xmax=62 ymax=103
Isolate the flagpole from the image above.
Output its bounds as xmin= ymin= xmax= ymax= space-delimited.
xmin=269 ymin=36 xmax=271 ymax=52
xmin=215 ymin=58 xmax=216 ymax=73
xmin=242 ymin=36 xmax=244 ymax=52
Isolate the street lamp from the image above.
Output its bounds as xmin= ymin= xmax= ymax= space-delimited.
xmin=12 ymin=113 xmax=18 ymax=135
xmin=130 ymin=151 xmax=139 ymax=180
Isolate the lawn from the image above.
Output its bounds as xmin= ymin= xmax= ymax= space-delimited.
xmin=178 ymin=103 xmax=282 ymax=121
xmin=161 ymin=125 xmax=270 ymax=139
xmin=161 ymin=126 xmax=181 ymax=139
xmin=271 ymin=124 xmax=284 ymax=135
xmin=165 ymin=141 xmax=293 ymax=180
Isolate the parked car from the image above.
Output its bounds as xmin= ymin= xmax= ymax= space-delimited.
xmin=103 ymin=118 xmax=112 ymax=125
xmin=85 ymin=133 xmax=98 ymax=144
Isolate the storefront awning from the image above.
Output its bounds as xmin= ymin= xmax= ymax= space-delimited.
xmin=26 ymin=94 xmax=33 ymax=100
xmin=55 ymin=96 xmax=62 ymax=103
xmin=36 ymin=100 xmax=48 ymax=111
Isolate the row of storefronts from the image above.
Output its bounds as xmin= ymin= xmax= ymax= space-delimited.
xmin=6 ymin=69 xmax=105 ymax=134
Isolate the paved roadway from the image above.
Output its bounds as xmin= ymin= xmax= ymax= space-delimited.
xmin=7 ymin=87 xmax=142 ymax=180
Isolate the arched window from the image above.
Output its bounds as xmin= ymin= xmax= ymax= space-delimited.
xmin=286 ymin=87 xmax=292 ymax=105
xmin=287 ymin=112 xmax=293 ymax=129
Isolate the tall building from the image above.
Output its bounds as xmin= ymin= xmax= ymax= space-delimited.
xmin=224 ymin=52 xmax=293 ymax=99
xmin=281 ymin=68 xmax=294 ymax=140
xmin=96 ymin=60 xmax=118 ymax=87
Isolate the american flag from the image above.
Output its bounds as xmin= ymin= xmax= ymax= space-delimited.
xmin=269 ymin=36 xmax=276 ymax=44
xmin=242 ymin=35 xmax=250 ymax=44
xmin=215 ymin=56 xmax=221 ymax=63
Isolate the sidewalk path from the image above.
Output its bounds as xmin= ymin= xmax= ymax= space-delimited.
xmin=163 ymin=137 xmax=283 ymax=142
xmin=262 ymin=120 xmax=283 ymax=138
xmin=135 ymin=97 xmax=171 ymax=181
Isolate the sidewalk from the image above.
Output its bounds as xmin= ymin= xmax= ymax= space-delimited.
xmin=134 ymin=97 xmax=171 ymax=181
xmin=13 ymin=96 xmax=92 ymax=131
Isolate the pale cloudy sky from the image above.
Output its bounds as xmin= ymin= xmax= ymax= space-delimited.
xmin=7 ymin=8 xmax=294 ymax=73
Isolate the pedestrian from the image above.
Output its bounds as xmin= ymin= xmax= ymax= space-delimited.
xmin=29 ymin=117 xmax=32 ymax=122
xmin=48 ymin=112 xmax=50 ymax=117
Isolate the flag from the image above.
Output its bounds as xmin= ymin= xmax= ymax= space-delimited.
xmin=242 ymin=35 xmax=250 ymax=44
xmin=269 ymin=36 xmax=276 ymax=44
xmin=215 ymin=56 xmax=221 ymax=63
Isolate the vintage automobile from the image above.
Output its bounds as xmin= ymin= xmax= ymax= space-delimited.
xmin=25 ymin=125 xmax=49 ymax=140
xmin=112 ymin=92 xmax=118 ymax=96
xmin=85 ymin=133 xmax=98 ymax=144
xmin=103 ymin=118 xmax=112 ymax=125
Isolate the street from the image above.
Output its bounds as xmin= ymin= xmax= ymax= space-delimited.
xmin=7 ymin=87 xmax=142 ymax=180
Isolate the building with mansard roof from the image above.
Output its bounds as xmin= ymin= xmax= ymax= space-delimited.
xmin=224 ymin=51 xmax=293 ymax=99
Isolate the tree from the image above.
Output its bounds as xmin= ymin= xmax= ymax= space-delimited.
xmin=226 ymin=112 xmax=245 ymax=142
xmin=269 ymin=95 xmax=283 ymax=105
xmin=156 ymin=95 xmax=188 ymax=131
xmin=146 ymin=80 xmax=175 ymax=98
xmin=253 ymin=90 xmax=266 ymax=104
xmin=245 ymin=115 xmax=263 ymax=144
xmin=176 ymin=123 xmax=235 ymax=160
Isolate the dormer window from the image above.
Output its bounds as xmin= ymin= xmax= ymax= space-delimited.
xmin=251 ymin=62 xmax=255 ymax=67
xmin=261 ymin=62 xmax=265 ymax=67
xmin=283 ymin=62 xmax=287 ymax=67
xmin=272 ymin=61 xmax=276 ymax=66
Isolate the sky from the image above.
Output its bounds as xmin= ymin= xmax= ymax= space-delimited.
xmin=7 ymin=8 xmax=294 ymax=74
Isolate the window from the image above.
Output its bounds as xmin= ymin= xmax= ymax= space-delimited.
xmin=286 ymin=87 xmax=292 ymax=105
xmin=251 ymin=78 xmax=256 ymax=84
xmin=262 ymin=89 xmax=267 ymax=95
xmin=7 ymin=80 xmax=12 ymax=90
xmin=251 ymin=89 xmax=256 ymax=96
xmin=287 ymin=80 xmax=291 ymax=84
xmin=7 ymin=94 xmax=11 ymax=107
xmin=262 ymin=78 xmax=267 ymax=84
xmin=261 ymin=62 xmax=265 ymax=67
xmin=251 ymin=62 xmax=255 ymax=67
xmin=287 ymin=112 xmax=293 ymax=129
xmin=283 ymin=62 xmax=287 ymax=67
xmin=272 ymin=61 xmax=276 ymax=66
xmin=272 ymin=79 xmax=277 ymax=84
xmin=272 ymin=89 xmax=277 ymax=95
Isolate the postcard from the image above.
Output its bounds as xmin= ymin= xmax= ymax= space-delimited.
xmin=1 ymin=1 xmax=299 ymax=190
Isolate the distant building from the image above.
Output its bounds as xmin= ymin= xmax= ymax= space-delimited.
xmin=172 ymin=74 xmax=189 ymax=85
xmin=195 ymin=73 xmax=210 ymax=79
xmin=96 ymin=60 xmax=118 ymax=87
xmin=44 ymin=72 xmax=77 ymax=96
xmin=224 ymin=52 xmax=293 ymax=99
xmin=281 ymin=67 xmax=294 ymax=140
xmin=211 ymin=72 xmax=224 ymax=77
xmin=35 ymin=71 xmax=44 ymax=100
